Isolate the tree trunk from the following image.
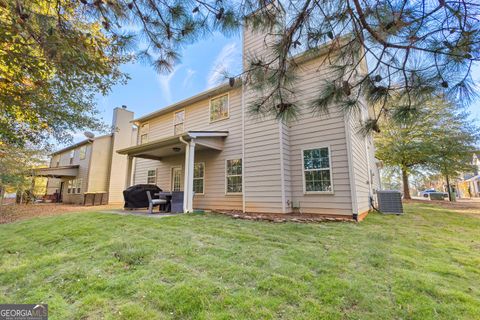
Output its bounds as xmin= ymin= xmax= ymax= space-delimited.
xmin=402 ymin=167 xmax=411 ymax=199
xmin=446 ymin=174 xmax=451 ymax=202
xmin=0 ymin=186 xmax=4 ymax=206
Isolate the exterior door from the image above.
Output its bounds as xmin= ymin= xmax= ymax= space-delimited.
xmin=171 ymin=167 xmax=182 ymax=191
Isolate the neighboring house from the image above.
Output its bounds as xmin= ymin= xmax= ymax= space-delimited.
xmin=117 ymin=18 xmax=380 ymax=220
xmin=458 ymin=152 xmax=480 ymax=198
xmin=35 ymin=107 xmax=136 ymax=204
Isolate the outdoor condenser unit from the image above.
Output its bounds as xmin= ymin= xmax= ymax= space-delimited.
xmin=376 ymin=190 xmax=403 ymax=214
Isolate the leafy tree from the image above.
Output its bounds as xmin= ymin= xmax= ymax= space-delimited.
xmin=0 ymin=0 xmax=128 ymax=146
xmin=95 ymin=0 xmax=479 ymax=126
xmin=428 ymin=111 xmax=478 ymax=200
xmin=0 ymin=144 xmax=46 ymax=205
xmin=2 ymin=0 xmax=479 ymax=145
xmin=375 ymin=97 xmax=478 ymax=199
xmin=375 ymin=99 xmax=435 ymax=198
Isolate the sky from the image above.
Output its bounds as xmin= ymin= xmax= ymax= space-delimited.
xmin=77 ymin=33 xmax=242 ymax=143
xmin=70 ymin=33 xmax=480 ymax=144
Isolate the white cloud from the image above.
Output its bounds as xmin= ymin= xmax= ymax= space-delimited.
xmin=157 ymin=65 xmax=181 ymax=104
xmin=206 ymin=42 xmax=240 ymax=89
xmin=183 ymin=68 xmax=196 ymax=87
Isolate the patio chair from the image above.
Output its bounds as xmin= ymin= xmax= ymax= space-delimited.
xmin=146 ymin=191 xmax=167 ymax=214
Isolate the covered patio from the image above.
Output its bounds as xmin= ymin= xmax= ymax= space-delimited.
xmin=117 ymin=131 xmax=228 ymax=213
xmin=34 ymin=165 xmax=79 ymax=179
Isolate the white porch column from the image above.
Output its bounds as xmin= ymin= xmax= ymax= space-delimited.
xmin=125 ymin=156 xmax=133 ymax=189
xmin=183 ymin=139 xmax=196 ymax=212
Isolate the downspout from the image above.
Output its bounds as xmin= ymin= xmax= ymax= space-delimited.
xmin=344 ymin=112 xmax=358 ymax=220
xmin=241 ymin=76 xmax=246 ymax=213
xmin=179 ymin=136 xmax=190 ymax=212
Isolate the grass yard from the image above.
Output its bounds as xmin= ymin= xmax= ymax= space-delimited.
xmin=0 ymin=203 xmax=479 ymax=320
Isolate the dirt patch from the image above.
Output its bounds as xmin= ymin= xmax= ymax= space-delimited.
xmin=214 ymin=210 xmax=354 ymax=223
xmin=0 ymin=203 xmax=122 ymax=224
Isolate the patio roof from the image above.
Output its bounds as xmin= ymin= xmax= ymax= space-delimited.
xmin=116 ymin=131 xmax=228 ymax=160
xmin=34 ymin=165 xmax=79 ymax=178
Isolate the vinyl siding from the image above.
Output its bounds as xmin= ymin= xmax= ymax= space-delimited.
xmin=241 ymin=17 xmax=286 ymax=213
xmin=108 ymin=108 xmax=135 ymax=203
xmin=346 ymin=107 xmax=372 ymax=214
xmin=134 ymin=88 xmax=243 ymax=211
xmin=59 ymin=143 xmax=92 ymax=204
xmin=128 ymin=25 xmax=373 ymax=216
xmin=287 ymin=56 xmax=353 ymax=216
xmin=87 ymin=135 xmax=113 ymax=193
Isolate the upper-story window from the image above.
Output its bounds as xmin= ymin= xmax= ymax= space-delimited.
xmin=69 ymin=150 xmax=75 ymax=164
xmin=174 ymin=110 xmax=185 ymax=135
xmin=140 ymin=123 xmax=149 ymax=144
xmin=79 ymin=145 xmax=87 ymax=160
xmin=210 ymin=94 xmax=229 ymax=122
xmin=302 ymin=147 xmax=333 ymax=193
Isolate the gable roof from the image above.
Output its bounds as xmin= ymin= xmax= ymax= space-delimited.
xmin=50 ymin=134 xmax=113 ymax=156
xmin=51 ymin=139 xmax=92 ymax=156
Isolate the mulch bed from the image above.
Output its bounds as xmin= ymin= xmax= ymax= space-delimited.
xmin=214 ymin=210 xmax=354 ymax=223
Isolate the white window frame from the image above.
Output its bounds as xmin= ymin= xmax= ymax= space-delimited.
xmin=209 ymin=93 xmax=229 ymax=123
xmin=301 ymin=146 xmax=334 ymax=194
xmin=173 ymin=109 xmax=185 ymax=136
xmin=147 ymin=169 xmax=157 ymax=184
xmin=140 ymin=123 xmax=149 ymax=144
xmin=193 ymin=162 xmax=205 ymax=195
xmin=68 ymin=178 xmax=82 ymax=194
xmin=171 ymin=166 xmax=182 ymax=191
xmin=79 ymin=145 xmax=87 ymax=160
xmin=69 ymin=149 xmax=75 ymax=164
xmin=76 ymin=178 xmax=82 ymax=194
xmin=225 ymin=158 xmax=242 ymax=195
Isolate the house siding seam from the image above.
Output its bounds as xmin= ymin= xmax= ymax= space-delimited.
xmin=242 ymin=21 xmax=284 ymax=214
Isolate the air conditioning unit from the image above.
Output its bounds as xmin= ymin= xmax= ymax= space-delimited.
xmin=376 ymin=190 xmax=403 ymax=214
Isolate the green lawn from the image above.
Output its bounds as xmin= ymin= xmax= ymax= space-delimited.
xmin=0 ymin=203 xmax=479 ymax=320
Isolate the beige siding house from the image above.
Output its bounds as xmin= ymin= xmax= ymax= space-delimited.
xmin=117 ymin=23 xmax=380 ymax=220
xmin=36 ymin=107 xmax=135 ymax=204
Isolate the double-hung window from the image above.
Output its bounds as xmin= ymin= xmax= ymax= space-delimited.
xmin=79 ymin=145 xmax=87 ymax=160
xmin=193 ymin=162 xmax=205 ymax=194
xmin=140 ymin=123 xmax=149 ymax=144
xmin=69 ymin=150 xmax=75 ymax=164
xmin=68 ymin=179 xmax=82 ymax=194
xmin=147 ymin=169 xmax=156 ymax=184
xmin=226 ymin=159 xmax=242 ymax=194
xmin=174 ymin=110 xmax=185 ymax=135
xmin=210 ymin=94 xmax=229 ymax=122
xmin=76 ymin=178 xmax=82 ymax=194
xmin=302 ymin=147 xmax=333 ymax=193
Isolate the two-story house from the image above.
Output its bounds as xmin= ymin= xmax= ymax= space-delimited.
xmin=117 ymin=20 xmax=380 ymax=220
xmin=35 ymin=106 xmax=136 ymax=204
